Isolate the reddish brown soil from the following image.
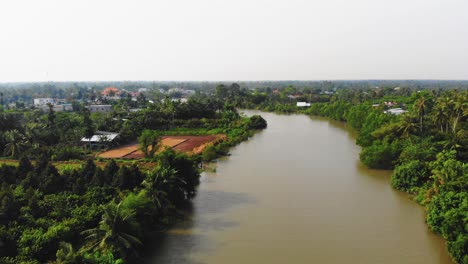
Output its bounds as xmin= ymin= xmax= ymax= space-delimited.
xmin=97 ymin=135 xmax=225 ymax=159
xmin=122 ymin=150 xmax=145 ymax=159
xmin=98 ymin=143 xmax=140 ymax=159
xmin=170 ymin=135 xmax=218 ymax=152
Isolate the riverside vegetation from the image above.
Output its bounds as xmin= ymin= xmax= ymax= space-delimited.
xmin=0 ymin=81 xmax=465 ymax=263
xmin=227 ymin=85 xmax=467 ymax=264
xmin=0 ymin=92 xmax=267 ymax=263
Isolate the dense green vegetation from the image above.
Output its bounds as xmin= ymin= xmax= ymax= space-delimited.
xmin=0 ymin=81 xmax=466 ymax=262
xmin=0 ymin=90 xmax=267 ymax=263
xmin=0 ymin=151 xmax=200 ymax=263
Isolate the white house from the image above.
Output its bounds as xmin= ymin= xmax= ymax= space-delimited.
xmin=296 ymin=102 xmax=311 ymax=107
xmin=34 ymin=98 xmax=54 ymax=106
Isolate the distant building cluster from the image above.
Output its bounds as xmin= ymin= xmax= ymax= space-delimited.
xmin=33 ymin=97 xmax=73 ymax=112
xmin=167 ymin=87 xmax=196 ymax=97
xmin=8 ymin=85 xmax=197 ymax=113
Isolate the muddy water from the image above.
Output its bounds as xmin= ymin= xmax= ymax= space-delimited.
xmin=144 ymin=111 xmax=453 ymax=264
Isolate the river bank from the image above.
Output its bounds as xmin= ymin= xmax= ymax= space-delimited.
xmin=142 ymin=111 xmax=452 ymax=264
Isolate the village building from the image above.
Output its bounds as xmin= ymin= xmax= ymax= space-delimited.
xmin=384 ymin=108 xmax=407 ymax=115
xmin=88 ymin=104 xmax=112 ymax=113
xmin=296 ymin=102 xmax=311 ymax=107
xmin=81 ymin=131 xmax=119 ymax=149
xmin=33 ymin=98 xmax=54 ymax=106
xmin=101 ymin=87 xmax=122 ymax=100
xmin=38 ymin=103 xmax=73 ymax=112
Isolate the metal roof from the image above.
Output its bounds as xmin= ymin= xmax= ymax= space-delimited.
xmin=81 ymin=132 xmax=119 ymax=142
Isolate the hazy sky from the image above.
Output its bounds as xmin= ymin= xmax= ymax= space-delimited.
xmin=1 ymin=0 xmax=467 ymax=82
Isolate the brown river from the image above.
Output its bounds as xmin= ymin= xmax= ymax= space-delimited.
xmin=142 ymin=111 xmax=453 ymax=264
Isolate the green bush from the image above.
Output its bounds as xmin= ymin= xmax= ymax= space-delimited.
xmin=359 ymin=139 xmax=401 ymax=169
xmin=202 ymin=145 xmax=217 ymax=161
xmin=391 ymin=160 xmax=429 ymax=192
xmin=248 ymin=115 xmax=267 ymax=129
xmin=52 ymin=146 xmax=84 ymax=161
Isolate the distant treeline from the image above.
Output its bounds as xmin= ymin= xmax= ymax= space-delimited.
xmin=0 ymin=80 xmax=467 ymax=104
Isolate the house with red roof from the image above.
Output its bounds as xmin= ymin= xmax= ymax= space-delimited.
xmin=101 ymin=87 xmax=121 ymax=98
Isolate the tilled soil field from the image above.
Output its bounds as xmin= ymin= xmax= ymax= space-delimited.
xmin=97 ymin=135 xmax=225 ymax=159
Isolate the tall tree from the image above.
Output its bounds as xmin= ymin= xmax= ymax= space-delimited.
xmin=432 ymin=97 xmax=450 ymax=133
xmin=81 ymin=201 xmax=142 ymax=258
xmin=4 ymin=129 xmax=28 ymax=159
xmin=82 ymin=108 xmax=94 ymax=140
xmin=414 ymin=97 xmax=426 ymax=134
xmin=141 ymin=165 xmax=177 ymax=210
xmin=450 ymin=92 xmax=467 ymax=134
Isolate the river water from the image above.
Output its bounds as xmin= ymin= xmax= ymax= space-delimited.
xmin=143 ymin=111 xmax=452 ymax=264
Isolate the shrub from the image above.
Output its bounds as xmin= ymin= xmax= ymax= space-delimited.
xmin=391 ymin=160 xmax=429 ymax=192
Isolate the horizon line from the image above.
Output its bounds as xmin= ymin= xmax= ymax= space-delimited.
xmin=1 ymin=78 xmax=468 ymax=84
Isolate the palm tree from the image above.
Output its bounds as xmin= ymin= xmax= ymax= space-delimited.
xmin=4 ymin=129 xmax=28 ymax=159
xmin=52 ymin=242 xmax=81 ymax=264
xmin=141 ymin=165 xmax=179 ymax=210
xmin=396 ymin=113 xmax=418 ymax=138
xmin=414 ymin=97 xmax=426 ymax=134
xmin=81 ymin=201 xmax=142 ymax=258
xmin=432 ymin=97 xmax=450 ymax=133
xmin=24 ymin=122 xmax=46 ymax=146
xmin=450 ymin=93 xmax=467 ymax=134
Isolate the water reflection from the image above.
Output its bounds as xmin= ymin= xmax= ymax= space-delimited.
xmin=140 ymin=189 xmax=256 ymax=264
xmin=142 ymin=111 xmax=453 ymax=264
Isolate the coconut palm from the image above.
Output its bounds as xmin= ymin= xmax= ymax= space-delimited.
xmin=414 ymin=97 xmax=426 ymax=134
xmin=397 ymin=113 xmax=419 ymax=138
xmin=450 ymin=93 xmax=467 ymax=134
xmin=24 ymin=122 xmax=46 ymax=146
xmin=432 ymin=97 xmax=450 ymax=133
xmin=4 ymin=129 xmax=28 ymax=158
xmin=81 ymin=201 xmax=142 ymax=258
xmin=52 ymin=242 xmax=81 ymax=264
xmin=141 ymin=165 xmax=179 ymax=210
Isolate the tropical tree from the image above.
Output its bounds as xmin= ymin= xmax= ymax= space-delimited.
xmin=82 ymin=109 xmax=94 ymax=140
xmin=81 ymin=201 xmax=142 ymax=258
xmin=138 ymin=130 xmax=160 ymax=158
xmin=52 ymin=242 xmax=82 ymax=264
xmin=141 ymin=165 xmax=178 ymax=211
xmin=430 ymin=150 xmax=465 ymax=185
xmin=432 ymin=97 xmax=450 ymax=133
xmin=397 ymin=113 xmax=419 ymax=138
xmin=450 ymin=92 xmax=467 ymax=134
xmin=414 ymin=96 xmax=426 ymax=134
xmin=24 ymin=122 xmax=46 ymax=146
xmin=4 ymin=129 xmax=28 ymax=159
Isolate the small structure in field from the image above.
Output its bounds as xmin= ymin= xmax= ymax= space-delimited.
xmin=384 ymin=108 xmax=407 ymax=115
xmin=81 ymin=131 xmax=119 ymax=149
xmin=296 ymin=102 xmax=311 ymax=107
